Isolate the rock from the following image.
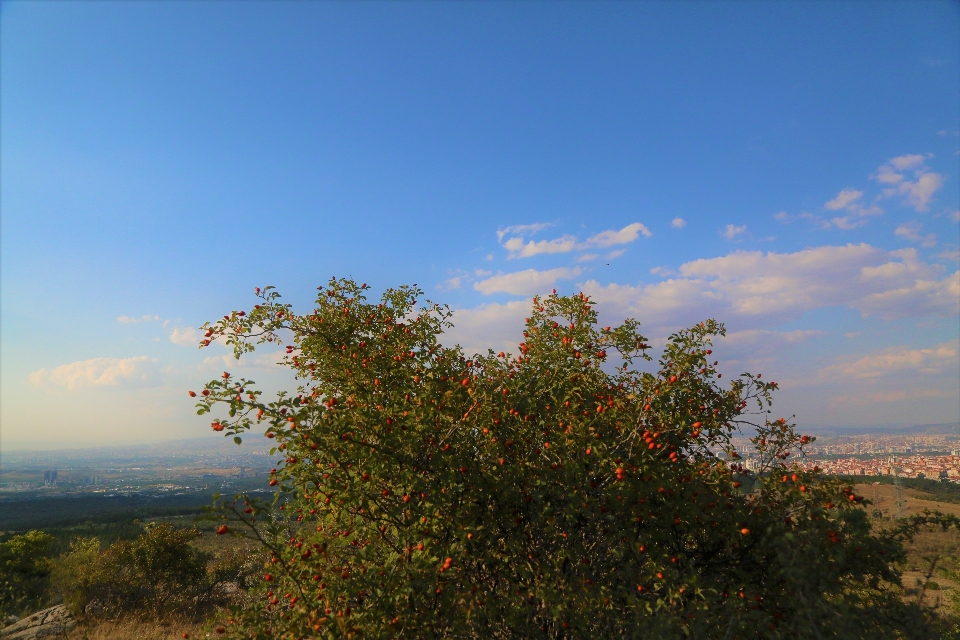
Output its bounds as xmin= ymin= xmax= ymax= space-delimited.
xmin=0 ymin=605 xmax=75 ymax=639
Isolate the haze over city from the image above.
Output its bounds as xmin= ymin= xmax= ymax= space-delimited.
xmin=2 ymin=2 xmax=958 ymax=452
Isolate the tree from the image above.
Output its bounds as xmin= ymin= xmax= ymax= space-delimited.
xmin=195 ymin=278 xmax=955 ymax=638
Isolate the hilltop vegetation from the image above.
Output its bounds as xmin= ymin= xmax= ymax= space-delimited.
xmin=1 ymin=521 xmax=260 ymax=628
xmin=3 ymin=279 xmax=958 ymax=638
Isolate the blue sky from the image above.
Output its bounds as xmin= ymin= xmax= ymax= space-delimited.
xmin=2 ymin=1 xmax=958 ymax=450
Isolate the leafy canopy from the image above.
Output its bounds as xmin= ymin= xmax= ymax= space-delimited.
xmin=0 ymin=530 xmax=54 ymax=620
xmin=195 ymin=278 xmax=954 ymax=639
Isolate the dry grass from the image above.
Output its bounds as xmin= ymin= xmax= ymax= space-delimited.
xmin=853 ymin=481 xmax=960 ymax=519
xmin=853 ymin=481 xmax=960 ymax=622
xmin=189 ymin=529 xmax=262 ymax=557
xmin=67 ymin=618 xmax=207 ymax=640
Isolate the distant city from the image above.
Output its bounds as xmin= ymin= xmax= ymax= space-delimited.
xmin=0 ymin=437 xmax=276 ymax=499
xmin=729 ymin=422 xmax=960 ymax=481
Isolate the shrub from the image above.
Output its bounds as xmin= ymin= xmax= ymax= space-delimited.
xmin=50 ymin=536 xmax=101 ymax=615
xmin=53 ymin=524 xmax=210 ymax=620
xmin=0 ymin=530 xmax=54 ymax=620
xmin=195 ymin=279 xmax=957 ymax=638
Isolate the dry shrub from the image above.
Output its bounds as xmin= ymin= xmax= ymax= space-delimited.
xmin=53 ymin=524 xmax=214 ymax=621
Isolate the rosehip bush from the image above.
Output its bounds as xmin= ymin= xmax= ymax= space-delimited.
xmin=195 ymin=279 xmax=953 ymax=638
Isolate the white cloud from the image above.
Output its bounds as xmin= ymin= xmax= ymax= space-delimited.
xmin=855 ymin=269 xmax=959 ymax=318
xmin=719 ymin=329 xmax=827 ymax=348
xmin=496 ymin=223 xmax=552 ymax=242
xmin=503 ymin=235 xmax=577 ymax=259
xmin=710 ymin=329 xmax=828 ymax=372
xmin=895 ymin=221 xmax=936 ymax=247
xmin=936 ymin=249 xmax=960 ymax=263
xmin=872 ymin=154 xmax=944 ymax=212
xmin=580 ymin=244 xmax=959 ymax=328
xmin=819 ymin=341 xmax=959 ymax=380
xmin=29 ymin=356 xmax=160 ymax=390
xmin=446 ymin=300 xmax=530 ymax=355
xmin=829 ymin=216 xmax=869 ymax=230
xmin=671 ymin=217 xmax=687 ymax=229
xmin=117 ymin=314 xmax=160 ymax=324
xmin=605 ymin=249 xmax=626 ymax=260
xmin=439 ymin=277 xmax=462 ymax=291
xmin=199 ymin=350 xmax=288 ymax=374
xmin=169 ymin=327 xmax=199 ymax=346
xmin=473 ymin=267 xmax=582 ymax=296
xmin=888 ymin=154 xmax=926 ymax=171
xmin=899 ymin=173 xmax=944 ymax=211
xmin=577 ymin=253 xmax=600 ymax=262
xmin=583 ymin=222 xmax=652 ymax=247
xmin=825 ymin=188 xmax=863 ymax=211
xmin=499 ymin=222 xmax=650 ymax=259
xmin=780 ymin=209 xmax=880 ymax=230
xmin=722 ymin=224 xmax=746 ymax=239
xmin=474 ymin=269 xmax=492 ymax=277
xmin=822 ymin=188 xmax=883 ymax=226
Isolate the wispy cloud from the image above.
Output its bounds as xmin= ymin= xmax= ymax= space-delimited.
xmin=474 ymin=266 xmax=582 ymax=295
xmin=169 ymin=327 xmax=199 ymax=346
xmin=872 ymin=154 xmax=944 ymax=212
xmin=671 ymin=217 xmax=687 ymax=229
xmin=582 ymin=223 xmax=652 ymax=247
xmin=822 ymin=188 xmax=883 ymax=228
xmin=580 ymin=244 xmax=959 ymax=328
xmin=819 ymin=341 xmax=959 ymax=380
xmin=824 ymin=188 xmax=864 ymax=211
xmin=29 ymin=356 xmax=161 ymax=390
xmin=895 ymin=221 xmax=936 ymax=247
xmin=117 ymin=314 xmax=161 ymax=324
xmin=499 ymin=222 xmax=651 ymax=259
xmin=936 ymin=249 xmax=960 ymax=263
xmin=778 ymin=154 xmax=943 ymax=231
xmin=439 ymin=276 xmax=462 ymax=291
xmin=722 ymin=224 xmax=746 ymax=239
xmin=496 ymin=222 xmax=552 ymax=242
xmin=503 ymin=235 xmax=577 ymax=259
